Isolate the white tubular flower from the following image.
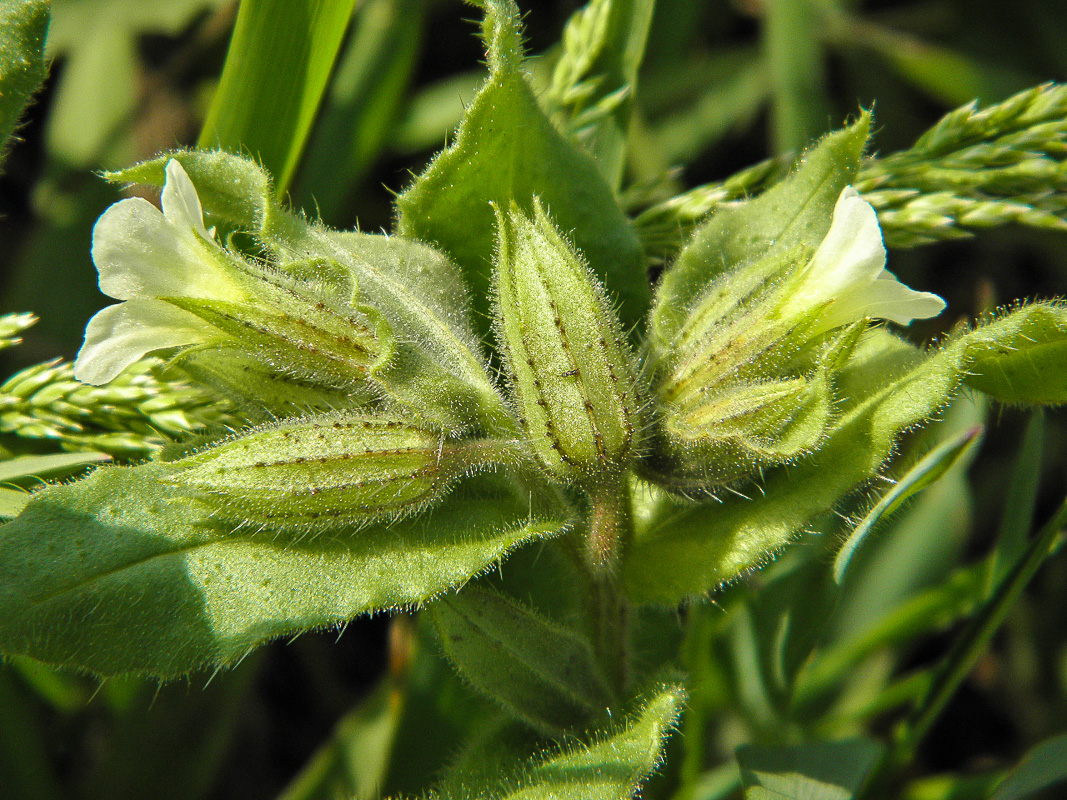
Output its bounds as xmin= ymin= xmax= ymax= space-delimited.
xmin=74 ymin=160 xmax=247 ymax=385
xmin=780 ymin=186 xmax=946 ymax=336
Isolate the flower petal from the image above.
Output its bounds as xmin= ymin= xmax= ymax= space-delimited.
xmin=91 ymin=196 xmax=242 ymax=303
xmin=821 ymin=273 xmax=946 ymax=331
xmin=161 ymin=159 xmax=213 ymax=241
xmin=74 ymin=299 xmax=213 ymax=385
xmin=800 ymin=186 xmax=885 ymax=301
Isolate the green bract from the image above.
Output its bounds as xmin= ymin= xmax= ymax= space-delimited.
xmin=3 ymin=2 xmax=1067 ymax=798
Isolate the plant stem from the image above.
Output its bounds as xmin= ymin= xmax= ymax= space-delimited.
xmin=585 ymin=477 xmax=636 ymax=697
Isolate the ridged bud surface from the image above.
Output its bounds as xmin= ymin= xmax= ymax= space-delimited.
xmin=167 ymin=413 xmax=493 ymax=532
xmin=166 ymin=258 xmax=393 ymax=394
xmin=494 ymin=201 xmax=641 ymax=483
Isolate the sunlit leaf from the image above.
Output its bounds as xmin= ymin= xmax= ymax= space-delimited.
xmin=395 ymin=0 xmax=649 ymax=335
xmin=0 ymin=0 xmax=49 ymax=163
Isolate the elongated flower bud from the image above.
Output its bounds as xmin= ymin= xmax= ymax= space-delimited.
xmin=166 ymin=413 xmax=506 ymax=533
xmin=166 ymin=258 xmax=393 ymax=394
xmin=493 ymin=201 xmax=642 ymax=484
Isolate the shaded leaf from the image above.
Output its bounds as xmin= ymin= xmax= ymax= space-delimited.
xmin=737 ymin=738 xmax=884 ymax=800
xmin=987 ymin=409 xmax=1045 ymax=592
xmin=991 ymin=733 xmax=1067 ymax=800
xmin=0 ymin=464 xmax=565 ymax=676
xmin=431 ymin=585 xmax=614 ymax=734
xmin=278 ymin=677 xmax=402 ymax=800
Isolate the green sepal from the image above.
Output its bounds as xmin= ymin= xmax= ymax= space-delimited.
xmin=494 ymin=200 xmax=642 ymax=483
xmin=649 ymin=113 xmax=870 ymax=361
xmin=166 ymin=412 xmax=510 ymax=534
xmin=428 ymin=682 xmax=685 ymax=800
xmin=163 ymin=294 xmax=392 ymax=392
xmin=0 ymin=464 xmax=565 ymax=676
xmin=106 ymin=150 xmax=511 ymax=435
xmin=431 ymin=585 xmax=614 ymax=735
xmin=172 ymin=345 xmax=377 ymax=415
xmin=625 ymin=304 xmax=1067 ymax=604
xmin=648 ymin=323 xmax=862 ymax=491
xmin=396 ymin=0 xmax=649 ymax=336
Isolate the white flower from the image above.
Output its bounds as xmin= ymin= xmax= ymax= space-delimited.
xmin=779 ymin=186 xmax=946 ymax=337
xmin=74 ymin=160 xmax=247 ymax=385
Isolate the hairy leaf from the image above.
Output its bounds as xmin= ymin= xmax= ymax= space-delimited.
xmin=0 ymin=0 xmax=49 ymax=164
xmin=431 ymin=683 xmax=684 ymax=800
xmin=432 ymin=585 xmax=614 ymax=734
xmin=396 ymin=0 xmax=648 ymax=335
xmin=625 ymin=305 xmax=1067 ymax=604
xmin=0 ymin=464 xmax=565 ymax=676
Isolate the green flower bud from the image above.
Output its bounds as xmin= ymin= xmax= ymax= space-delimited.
xmin=648 ymin=187 xmax=942 ymax=490
xmin=166 ymin=413 xmax=509 ymax=533
xmin=164 ymin=259 xmax=394 ymax=394
xmin=493 ymin=200 xmax=642 ymax=485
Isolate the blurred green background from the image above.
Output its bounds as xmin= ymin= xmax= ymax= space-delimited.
xmin=1 ymin=1 xmax=1066 ymax=798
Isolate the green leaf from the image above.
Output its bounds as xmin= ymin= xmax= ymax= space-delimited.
xmin=395 ymin=0 xmax=649 ymax=336
xmin=987 ymin=409 xmax=1045 ymax=592
xmin=881 ymin=494 xmax=1067 ymax=776
xmin=45 ymin=0 xmax=218 ymax=167
xmin=431 ymin=585 xmax=614 ymax=734
xmin=0 ymin=451 xmax=112 ymax=483
xmin=736 ymin=738 xmax=884 ymax=800
xmin=964 ymin=304 xmax=1067 ymax=404
xmin=0 ymin=0 xmax=49 ymax=164
xmin=648 ymin=113 xmax=870 ymax=359
xmin=991 ymin=733 xmax=1067 ymax=800
xmin=762 ymin=0 xmax=829 ymax=155
xmin=433 ymin=683 xmax=685 ymax=800
xmin=833 ymin=425 xmax=984 ymax=584
xmin=0 ymin=464 xmax=565 ymax=676
xmin=625 ymin=305 xmax=1067 ymax=604
xmin=198 ymin=0 xmax=359 ymax=196
xmin=294 ymin=0 xmax=425 ymax=221
xmin=0 ymin=665 xmax=62 ymax=800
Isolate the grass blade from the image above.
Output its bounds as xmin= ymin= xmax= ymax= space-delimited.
xmin=834 ymin=426 xmax=984 ymax=585
xmin=199 ymin=0 xmax=358 ymax=196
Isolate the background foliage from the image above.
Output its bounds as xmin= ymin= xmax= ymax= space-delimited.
xmin=1 ymin=1 xmax=1067 ymax=799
